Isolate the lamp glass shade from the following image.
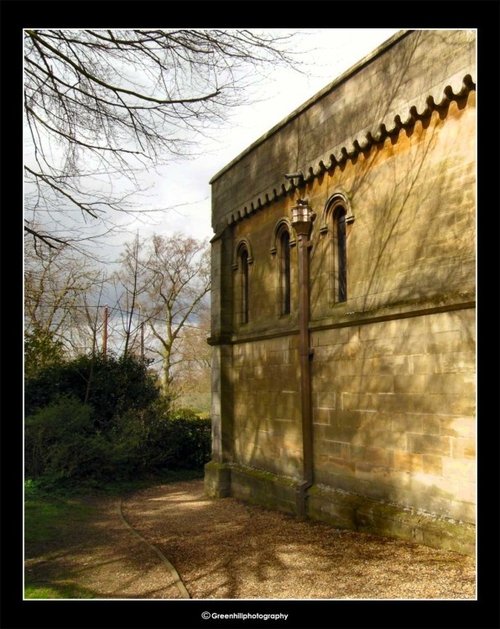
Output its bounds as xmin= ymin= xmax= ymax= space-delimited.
xmin=291 ymin=202 xmax=311 ymax=226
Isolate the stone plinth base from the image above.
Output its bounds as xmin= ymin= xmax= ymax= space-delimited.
xmin=308 ymin=483 xmax=475 ymax=557
xmin=204 ymin=461 xmax=232 ymax=498
xmin=204 ymin=461 xmax=475 ymax=556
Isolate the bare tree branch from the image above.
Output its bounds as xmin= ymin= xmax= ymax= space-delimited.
xmin=24 ymin=28 xmax=298 ymax=250
xmin=114 ymin=231 xmax=210 ymax=397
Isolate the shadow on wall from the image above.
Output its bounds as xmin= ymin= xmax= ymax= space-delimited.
xmin=222 ymin=30 xmax=476 ymax=527
xmin=306 ymin=87 xmax=476 ymax=521
xmin=231 ymin=338 xmax=303 ymax=479
xmin=298 ymin=35 xmax=475 ymax=521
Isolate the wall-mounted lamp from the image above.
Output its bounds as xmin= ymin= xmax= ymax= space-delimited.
xmin=291 ymin=199 xmax=315 ymax=237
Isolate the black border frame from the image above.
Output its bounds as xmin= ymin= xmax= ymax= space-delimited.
xmin=2 ymin=2 xmax=499 ymax=628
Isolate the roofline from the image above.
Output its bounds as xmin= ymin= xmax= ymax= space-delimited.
xmin=210 ymin=29 xmax=412 ymax=185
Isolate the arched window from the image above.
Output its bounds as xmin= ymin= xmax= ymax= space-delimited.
xmin=321 ymin=193 xmax=352 ymax=305
xmin=240 ymin=248 xmax=249 ymax=324
xmin=271 ymin=219 xmax=294 ymax=317
xmin=280 ymin=229 xmax=291 ymax=315
xmin=233 ymin=239 xmax=253 ymax=325
xmin=334 ymin=206 xmax=347 ymax=302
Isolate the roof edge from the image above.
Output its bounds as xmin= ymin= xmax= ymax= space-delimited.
xmin=209 ymin=29 xmax=411 ymax=185
xmin=221 ymin=73 xmax=475 ymax=229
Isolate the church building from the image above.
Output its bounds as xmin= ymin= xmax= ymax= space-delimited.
xmin=205 ymin=30 xmax=476 ymax=555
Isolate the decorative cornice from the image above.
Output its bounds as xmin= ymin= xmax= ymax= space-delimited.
xmin=210 ymin=30 xmax=411 ymax=185
xmin=224 ymin=74 xmax=475 ymax=228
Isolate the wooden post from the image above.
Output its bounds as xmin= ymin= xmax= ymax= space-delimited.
xmin=102 ymin=305 xmax=109 ymax=357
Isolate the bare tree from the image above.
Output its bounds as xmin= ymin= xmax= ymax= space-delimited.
xmin=113 ymin=233 xmax=145 ymax=357
xmin=24 ymin=29 xmax=297 ymax=249
xmin=68 ymin=276 xmax=108 ymax=357
xmin=24 ymin=241 xmax=107 ymax=354
xmin=145 ymin=233 xmax=210 ymax=397
xmin=174 ymin=306 xmax=212 ymax=409
xmin=114 ymin=232 xmax=210 ymax=397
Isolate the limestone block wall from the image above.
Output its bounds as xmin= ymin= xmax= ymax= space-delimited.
xmin=206 ymin=29 xmax=476 ymax=551
xmin=307 ymin=95 xmax=476 ymax=317
xmin=210 ymin=30 xmax=476 ymax=234
xmin=311 ymin=309 xmax=476 ymax=523
xmin=228 ymin=196 xmax=300 ymax=329
xmin=231 ymin=336 xmax=302 ymax=478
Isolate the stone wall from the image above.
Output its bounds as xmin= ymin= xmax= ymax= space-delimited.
xmin=311 ymin=309 xmax=476 ymax=524
xmin=210 ymin=30 xmax=475 ymax=233
xmin=206 ymin=29 xmax=476 ymax=554
xmin=232 ymin=335 xmax=302 ymax=478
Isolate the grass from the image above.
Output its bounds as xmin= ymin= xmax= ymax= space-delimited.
xmin=25 ymin=482 xmax=97 ymax=546
xmin=24 ymin=469 xmax=204 ymax=598
xmin=25 ymin=583 xmax=96 ymax=599
xmin=25 ymin=469 xmax=203 ymax=544
xmin=24 ymin=480 xmax=100 ymax=599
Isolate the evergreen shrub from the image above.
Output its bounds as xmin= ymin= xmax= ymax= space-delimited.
xmin=24 ymin=354 xmax=212 ymax=484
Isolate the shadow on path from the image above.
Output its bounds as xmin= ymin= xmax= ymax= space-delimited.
xmin=26 ymin=479 xmax=475 ymax=599
xmin=122 ymin=479 xmax=475 ymax=600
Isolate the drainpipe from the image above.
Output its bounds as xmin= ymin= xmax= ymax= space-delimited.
xmin=291 ymin=199 xmax=315 ymax=518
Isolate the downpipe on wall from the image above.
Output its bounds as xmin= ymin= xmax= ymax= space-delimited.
xmin=291 ymin=199 xmax=315 ymax=519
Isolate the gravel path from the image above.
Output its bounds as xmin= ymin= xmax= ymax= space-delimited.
xmin=121 ymin=479 xmax=476 ymax=600
xmin=26 ymin=478 xmax=476 ymax=599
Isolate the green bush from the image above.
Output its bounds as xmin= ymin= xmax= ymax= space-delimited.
xmin=25 ymin=397 xmax=211 ymax=484
xmin=164 ymin=415 xmax=212 ymax=469
xmin=25 ymin=353 xmax=160 ymax=427
xmin=25 ymin=351 xmax=211 ymax=485
xmin=25 ymin=396 xmax=110 ymax=481
xmin=109 ymin=408 xmax=211 ymax=478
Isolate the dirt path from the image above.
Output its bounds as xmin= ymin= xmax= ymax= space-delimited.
xmin=25 ymin=479 xmax=476 ymax=599
xmin=25 ymin=492 xmax=186 ymax=599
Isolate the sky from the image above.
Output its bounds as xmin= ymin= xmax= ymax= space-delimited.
xmin=113 ymin=28 xmax=401 ymax=249
xmin=23 ymin=28 xmax=401 ymax=356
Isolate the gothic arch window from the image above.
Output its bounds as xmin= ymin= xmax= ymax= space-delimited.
xmin=334 ymin=206 xmax=347 ymax=302
xmin=240 ymin=248 xmax=249 ymax=324
xmin=280 ymin=229 xmax=291 ymax=315
xmin=271 ymin=219 xmax=295 ymax=317
xmin=321 ymin=193 xmax=353 ymax=305
xmin=271 ymin=218 xmax=295 ymax=316
xmin=233 ymin=239 xmax=253 ymax=325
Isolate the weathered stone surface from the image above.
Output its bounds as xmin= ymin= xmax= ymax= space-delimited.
xmin=226 ymin=464 xmax=301 ymax=515
xmin=204 ymin=461 xmax=232 ymax=498
xmin=307 ymin=483 xmax=475 ymax=556
xmin=207 ymin=30 xmax=476 ymax=554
